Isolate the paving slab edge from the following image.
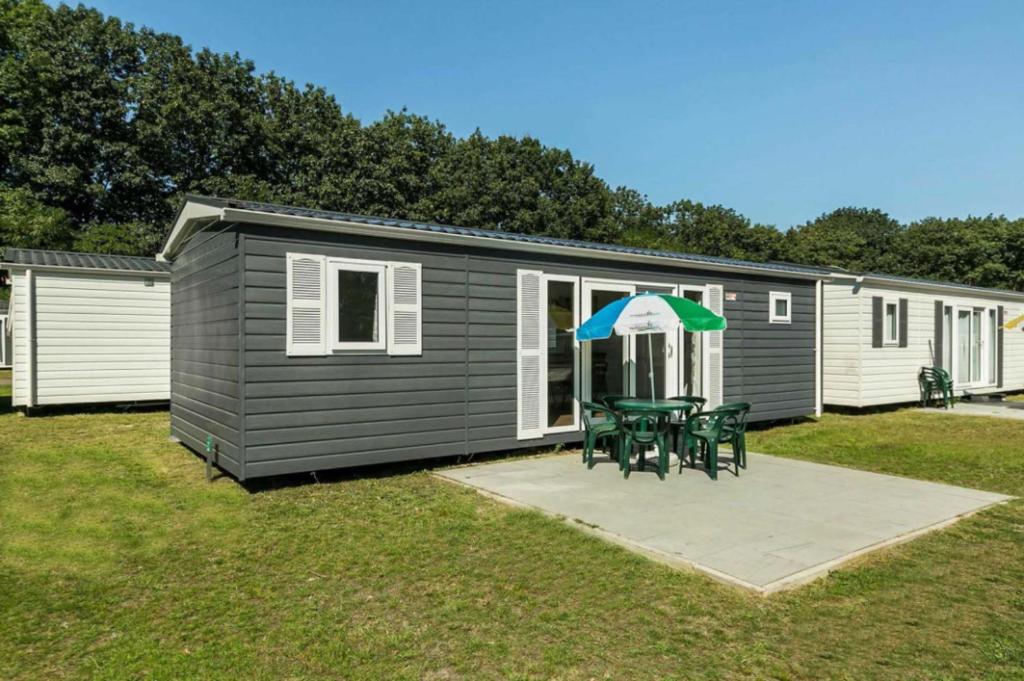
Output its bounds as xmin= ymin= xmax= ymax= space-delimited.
xmin=433 ymin=466 xmax=1014 ymax=596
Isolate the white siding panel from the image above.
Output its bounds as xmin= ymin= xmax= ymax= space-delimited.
xmin=1004 ymin=303 xmax=1024 ymax=391
xmin=30 ymin=271 xmax=170 ymax=406
xmin=828 ymin=279 xmax=1024 ymax=407
xmin=822 ymin=281 xmax=862 ymax=406
xmin=10 ymin=271 xmax=28 ymax=406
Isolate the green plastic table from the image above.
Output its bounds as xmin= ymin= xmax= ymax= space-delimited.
xmin=614 ymin=398 xmax=694 ymax=414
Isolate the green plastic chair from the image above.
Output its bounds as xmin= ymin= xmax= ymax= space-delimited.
xmin=581 ymin=401 xmax=625 ymax=469
xmin=620 ymin=409 xmax=671 ymax=480
xmin=667 ymin=395 xmax=705 ymax=458
xmin=678 ymin=407 xmax=741 ymax=480
xmin=918 ymin=367 xmax=954 ymax=408
xmin=717 ymin=402 xmax=752 ymax=473
xmin=600 ymin=394 xmax=630 ymax=410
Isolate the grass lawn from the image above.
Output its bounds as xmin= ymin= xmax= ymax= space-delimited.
xmin=2 ymin=406 xmax=1023 ymax=680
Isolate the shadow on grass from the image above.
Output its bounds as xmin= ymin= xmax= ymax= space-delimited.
xmin=237 ymin=443 xmax=576 ymax=494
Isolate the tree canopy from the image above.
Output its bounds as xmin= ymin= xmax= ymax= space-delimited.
xmin=0 ymin=0 xmax=1021 ymax=292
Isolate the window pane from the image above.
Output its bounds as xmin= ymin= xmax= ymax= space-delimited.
xmin=546 ymin=281 xmax=575 ymax=428
xmin=972 ymin=309 xmax=982 ymax=382
xmin=589 ymin=289 xmax=627 ymax=413
xmin=989 ymin=309 xmax=997 ymax=382
xmin=942 ymin=306 xmax=953 ymax=370
xmin=337 ymin=270 xmax=379 ymax=343
xmin=774 ymin=297 xmax=788 ymax=318
xmin=886 ymin=304 xmax=898 ymax=341
xmin=957 ymin=310 xmax=971 ymax=383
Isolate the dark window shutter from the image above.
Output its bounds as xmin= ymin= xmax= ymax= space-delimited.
xmin=871 ymin=297 xmax=883 ymax=348
xmin=898 ymin=299 xmax=909 ymax=347
xmin=934 ymin=300 xmax=943 ymax=367
xmin=998 ymin=306 xmax=1004 ymax=388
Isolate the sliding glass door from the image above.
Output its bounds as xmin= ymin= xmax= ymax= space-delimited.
xmin=634 ymin=284 xmax=678 ymax=400
xmin=953 ymin=305 xmax=997 ymax=387
xmin=582 ymin=281 xmax=633 ymax=413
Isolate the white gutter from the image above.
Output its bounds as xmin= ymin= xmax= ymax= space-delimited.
xmin=1 ymin=263 xmax=170 ymax=277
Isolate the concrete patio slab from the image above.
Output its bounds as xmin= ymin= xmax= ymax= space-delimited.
xmin=921 ymin=401 xmax=1024 ymax=420
xmin=436 ymin=451 xmax=1012 ymax=594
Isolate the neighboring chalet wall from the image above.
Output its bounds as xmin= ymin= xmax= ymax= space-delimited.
xmin=822 ymin=281 xmax=862 ymax=407
xmin=827 ymin=280 xmax=1024 ymax=407
xmin=169 ymin=229 xmax=243 ymax=477
xmin=11 ymin=269 xmax=169 ymax=406
xmin=11 ymin=270 xmax=27 ymax=405
xmin=238 ymin=223 xmax=817 ymax=478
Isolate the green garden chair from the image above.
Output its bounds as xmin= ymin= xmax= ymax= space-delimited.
xmin=667 ymin=395 xmax=705 ymax=459
xmin=581 ymin=401 xmax=625 ymax=469
xmin=678 ymin=406 xmax=742 ymax=480
xmin=620 ymin=409 xmax=671 ymax=480
xmin=717 ymin=401 xmax=752 ymax=473
xmin=918 ymin=367 xmax=954 ymax=409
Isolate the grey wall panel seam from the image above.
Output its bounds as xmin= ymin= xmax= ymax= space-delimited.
xmin=237 ymin=232 xmax=247 ymax=480
xmin=464 ymin=253 xmax=470 ymax=456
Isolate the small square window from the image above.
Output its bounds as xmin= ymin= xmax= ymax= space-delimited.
xmin=769 ymin=291 xmax=791 ymax=324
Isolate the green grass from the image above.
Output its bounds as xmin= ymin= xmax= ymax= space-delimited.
xmin=2 ymin=407 xmax=1023 ymax=680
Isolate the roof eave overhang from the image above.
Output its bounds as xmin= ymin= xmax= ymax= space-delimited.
xmin=165 ymin=203 xmax=824 ymax=281
xmin=158 ymin=200 xmax=227 ymax=261
xmin=829 ymin=272 xmax=1024 ymax=301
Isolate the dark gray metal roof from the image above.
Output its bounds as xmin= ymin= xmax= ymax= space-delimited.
xmin=182 ymin=195 xmax=829 ymax=277
xmin=0 ymin=248 xmax=170 ymax=274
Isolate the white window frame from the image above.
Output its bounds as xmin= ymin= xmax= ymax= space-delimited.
xmin=327 ymin=257 xmax=387 ymax=352
xmin=541 ymin=274 xmax=580 ymax=435
xmin=883 ymin=298 xmax=900 ymax=346
xmin=769 ymin=291 xmax=792 ymax=324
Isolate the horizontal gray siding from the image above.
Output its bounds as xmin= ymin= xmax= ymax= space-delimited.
xmin=236 ymin=224 xmax=817 ymax=478
xmin=170 ymin=229 xmax=242 ymax=478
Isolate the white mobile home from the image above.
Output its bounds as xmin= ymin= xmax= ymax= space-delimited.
xmin=823 ymin=273 xmax=1024 ymax=407
xmin=1 ymin=249 xmax=171 ymax=409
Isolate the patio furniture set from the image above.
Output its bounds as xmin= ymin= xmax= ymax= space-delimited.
xmin=581 ymin=395 xmax=751 ymax=481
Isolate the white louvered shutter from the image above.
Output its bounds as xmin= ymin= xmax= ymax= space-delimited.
xmin=517 ymin=269 xmax=544 ymax=440
xmin=387 ymin=262 xmax=422 ymax=356
xmin=286 ymin=253 xmax=327 ymax=356
xmin=705 ymin=284 xmax=725 ymax=409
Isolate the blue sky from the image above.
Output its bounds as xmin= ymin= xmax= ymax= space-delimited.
xmin=80 ymin=0 xmax=1024 ymax=228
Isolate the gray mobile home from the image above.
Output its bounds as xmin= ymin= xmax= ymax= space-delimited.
xmin=160 ymin=197 xmax=828 ymax=480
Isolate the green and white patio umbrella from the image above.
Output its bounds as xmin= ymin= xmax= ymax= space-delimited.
xmin=575 ymin=292 xmax=727 ymax=400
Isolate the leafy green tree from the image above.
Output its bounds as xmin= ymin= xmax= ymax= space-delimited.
xmin=892 ymin=216 xmax=1024 ymax=290
xmin=659 ymin=199 xmax=784 ymax=262
xmin=0 ymin=186 xmax=73 ymax=249
xmin=72 ymin=222 xmax=163 ymax=256
xmin=785 ymin=207 xmax=902 ymax=272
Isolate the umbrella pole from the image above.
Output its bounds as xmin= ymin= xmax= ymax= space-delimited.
xmin=647 ymin=333 xmax=656 ymax=402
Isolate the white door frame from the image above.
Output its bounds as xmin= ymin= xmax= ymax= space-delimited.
xmin=541 ymin=274 xmax=581 ymax=434
xmin=581 ymin=279 xmax=635 ymax=409
xmin=951 ymin=303 xmax=997 ymax=388
xmin=674 ymin=284 xmax=708 ymax=400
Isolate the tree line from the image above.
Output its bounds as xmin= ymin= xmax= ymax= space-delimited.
xmin=1 ymin=0 xmax=1022 ymax=292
